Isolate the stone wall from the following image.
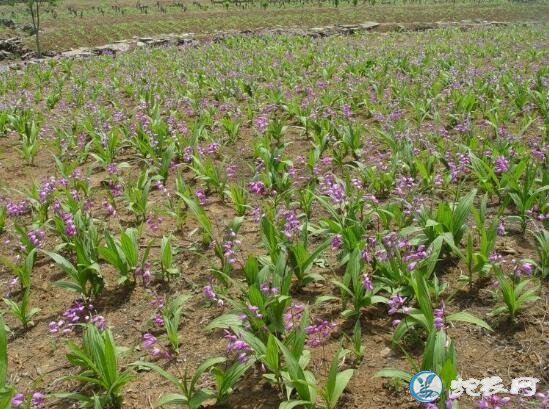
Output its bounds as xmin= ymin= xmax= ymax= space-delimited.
xmin=0 ymin=20 xmax=521 ymax=71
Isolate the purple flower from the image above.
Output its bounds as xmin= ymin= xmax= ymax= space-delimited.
xmin=254 ymin=114 xmax=268 ymax=133
xmin=388 ymin=294 xmax=407 ymax=315
xmin=49 ymin=300 xmax=103 ymax=335
xmin=135 ymin=262 xmax=152 ymax=286
xmin=27 ymin=229 xmax=45 ymax=248
xmin=260 ymin=282 xmax=278 ymax=296
xmin=497 ymin=220 xmax=506 ymax=236
xmin=247 ymin=303 xmax=263 ymax=319
xmin=394 ymin=175 xmax=417 ymax=196
xmin=279 ymin=208 xmax=300 ymax=240
xmin=38 ymin=178 xmax=56 ymax=203
xmin=454 ymin=117 xmax=471 ymax=133
xmin=143 ymin=333 xmax=157 ymax=349
xmin=8 ymin=277 xmax=19 ymax=291
xmin=331 ymin=234 xmax=343 ymax=250
xmin=183 ymin=146 xmax=193 ymax=163
xmin=106 ymin=163 xmax=118 ymax=175
xmin=248 ymin=181 xmax=266 ymax=195
xmin=445 ymin=393 xmax=460 ymax=409
xmin=536 ymin=391 xmax=549 ymax=409
xmin=102 ymin=200 xmax=116 ymax=216
xmin=109 ymin=182 xmax=123 ymax=197
xmin=146 ymin=214 xmax=162 ymax=232
xmin=283 ymin=302 xmax=305 ymax=332
xmin=48 ymin=320 xmax=64 ymax=333
xmin=520 ymin=262 xmax=533 ymax=275
xmin=362 ymin=274 xmax=373 ymax=290
xmin=476 ymin=395 xmax=511 ymax=409
xmin=11 ymin=393 xmax=24 ymax=408
xmin=250 ymin=207 xmax=262 ymax=223
xmin=31 ymin=391 xmax=45 ymax=408
xmin=152 ymin=296 xmax=165 ymax=309
xmin=155 ymin=181 xmax=168 ymax=195
xmin=153 ymin=314 xmax=164 ymax=327
xmin=361 ymin=246 xmax=372 ymax=263
xmin=222 ymin=232 xmax=240 ymax=265
xmin=61 ymin=212 xmax=77 ymax=237
xmin=305 ymin=319 xmax=336 ymax=347
xmin=494 ymin=156 xmax=509 ymax=174
xmin=434 ymin=303 xmax=445 ymax=330
xmin=319 ymin=173 xmax=346 ymax=205
xmin=226 ymin=163 xmax=238 ymax=179
xmin=224 ymin=330 xmax=251 ymax=361
xmin=434 ymin=174 xmax=443 ymax=187
xmin=203 ymin=285 xmax=217 ymax=301
xmin=205 ymin=143 xmax=220 ymax=156
xmin=342 ymin=104 xmax=352 ymax=118
xmin=6 ymin=200 xmax=29 ymax=217
xmin=514 ymin=261 xmax=534 ymax=277
xmin=91 ymin=315 xmax=106 ymax=330
xmin=195 ymin=189 xmax=207 ymax=206
xmin=489 ymin=252 xmax=503 ymax=265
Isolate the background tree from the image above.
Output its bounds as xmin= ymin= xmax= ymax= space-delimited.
xmin=6 ymin=0 xmax=59 ymax=57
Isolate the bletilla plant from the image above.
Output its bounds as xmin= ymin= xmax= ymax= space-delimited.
xmin=160 ymin=234 xmax=180 ymax=279
xmin=0 ymin=317 xmax=15 ymax=407
xmin=177 ymin=191 xmax=213 ymax=246
xmin=161 ymin=293 xmax=191 ymax=352
xmin=326 ymin=248 xmax=387 ymax=318
xmin=57 ymin=324 xmax=132 ymax=408
xmin=3 ymin=288 xmax=41 ymax=330
xmin=391 ymin=272 xmax=492 ymax=344
xmin=0 ymin=22 xmax=547 ymax=409
xmin=533 ymin=229 xmax=549 ymax=278
xmin=0 ymin=205 xmax=5 ymax=234
xmin=417 ymin=189 xmax=477 ymax=255
xmin=15 ymin=117 xmax=40 ymax=166
xmin=131 ymin=357 xmax=226 ymax=409
xmin=125 ymin=169 xmax=153 ymax=223
xmin=98 ymin=227 xmax=142 ymax=285
xmin=462 ymin=195 xmax=499 ymax=287
xmin=43 ymin=249 xmax=104 ymax=298
xmin=490 ymin=265 xmax=540 ymax=321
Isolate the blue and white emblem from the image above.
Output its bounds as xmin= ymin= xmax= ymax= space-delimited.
xmin=409 ymin=370 xmax=443 ymax=403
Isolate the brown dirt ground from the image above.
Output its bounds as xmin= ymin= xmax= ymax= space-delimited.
xmin=0 ymin=117 xmax=547 ymax=409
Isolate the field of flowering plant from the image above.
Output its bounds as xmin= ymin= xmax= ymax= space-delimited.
xmin=0 ymin=24 xmax=547 ymax=409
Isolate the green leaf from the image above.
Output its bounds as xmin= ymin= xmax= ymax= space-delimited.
xmin=130 ymin=361 xmax=181 ymax=387
xmin=42 ymin=250 xmax=78 ymax=276
xmin=446 ymin=311 xmax=492 ymax=331
xmin=374 ymin=368 xmax=411 ymax=382
xmin=330 ymin=369 xmax=354 ymax=409
xmin=120 ymin=229 xmax=138 ymax=267
xmin=265 ymin=334 xmax=279 ymax=374
xmin=279 ymin=400 xmax=312 ymax=409
xmin=188 ymin=389 xmax=215 ymax=409
xmin=53 ymin=280 xmax=83 ymax=293
xmin=190 ymin=357 xmax=226 ymax=391
xmin=274 ymin=338 xmax=311 ymax=402
xmin=0 ymin=317 xmax=8 ymax=386
xmin=451 ymin=189 xmax=476 ymax=239
xmin=206 ymin=314 xmax=243 ymax=331
xmin=325 ymin=350 xmax=353 ymax=409
xmin=315 ymin=295 xmax=339 ymax=305
xmin=156 ymin=393 xmax=189 ymax=407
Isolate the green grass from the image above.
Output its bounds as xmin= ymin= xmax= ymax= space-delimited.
xmin=0 ymin=1 xmax=548 ymax=51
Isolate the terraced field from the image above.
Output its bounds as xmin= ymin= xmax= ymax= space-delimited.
xmin=0 ymin=13 xmax=547 ymax=409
